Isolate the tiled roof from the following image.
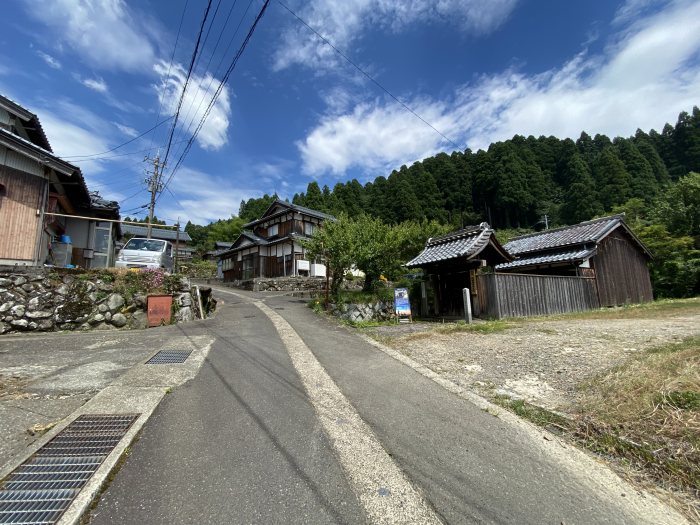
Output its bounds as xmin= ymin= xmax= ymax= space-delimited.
xmin=121 ymin=224 xmax=192 ymax=242
xmin=243 ymin=199 xmax=335 ymax=227
xmin=504 ymin=215 xmax=623 ymax=256
xmin=240 ymin=230 xmax=268 ymax=245
xmin=406 ymin=223 xmax=506 ymax=267
xmin=0 ymin=94 xmax=52 ymax=151
xmin=495 ymin=248 xmax=596 ymax=270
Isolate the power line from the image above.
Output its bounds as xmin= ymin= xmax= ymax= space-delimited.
xmin=170 ymin=0 xmax=244 ymax=158
xmin=61 ymin=116 xmax=174 ymax=159
xmin=277 ymin=0 xmax=463 ymax=151
xmin=67 ymin=139 xmax=189 ymax=163
xmin=161 ymin=0 xmax=215 ymax=169
xmin=159 ymin=0 xmax=271 ymax=200
xmin=148 ymin=0 xmax=190 ymax=156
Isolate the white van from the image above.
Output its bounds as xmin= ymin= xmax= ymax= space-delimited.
xmin=115 ymin=237 xmax=173 ymax=271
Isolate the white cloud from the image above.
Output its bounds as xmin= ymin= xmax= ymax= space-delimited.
xmin=273 ymin=0 xmax=519 ymax=71
xmin=153 ymin=60 xmax=231 ymax=151
xmin=299 ymin=0 xmax=700 ymax=176
xmin=23 ymin=0 xmax=157 ymax=72
xmin=163 ymin=167 xmax=259 ymax=225
xmin=37 ymin=110 xmax=112 ymax=177
xmin=114 ymin=123 xmax=139 ymax=138
xmin=36 ymin=50 xmax=62 ymax=70
xmin=80 ymin=76 xmax=109 ymax=93
xmin=299 ymin=96 xmax=457 ymax=176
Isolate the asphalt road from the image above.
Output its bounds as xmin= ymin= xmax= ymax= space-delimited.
xmin=87 ymin=288 xmax=682 ymax=524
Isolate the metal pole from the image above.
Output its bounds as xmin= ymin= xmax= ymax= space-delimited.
xmin=175 ymin=219 xmax=180 ymax=273
xmin=463 ymin=287 xmax=472 ymax=324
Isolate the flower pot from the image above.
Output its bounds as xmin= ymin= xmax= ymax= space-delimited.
xmin=147 ymin=294 xmax=173 ymax=327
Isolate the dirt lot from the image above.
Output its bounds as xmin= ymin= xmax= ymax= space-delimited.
xmin=367 ymin=302 xmax=700 ymax=413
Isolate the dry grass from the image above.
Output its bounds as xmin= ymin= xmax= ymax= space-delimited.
xmin=575 ymin=336 xmax=700 ymax=518
xmin=544 ymin=296 xmax=700 ymax=321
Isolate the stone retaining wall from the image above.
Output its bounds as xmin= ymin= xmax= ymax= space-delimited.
xmin=330 ymin=301 xmax=394 ymax=322
xmin=0 ymin=266 xmax=194 ymax=335
xmin=220 ymin=276 xmax=327 ymax=294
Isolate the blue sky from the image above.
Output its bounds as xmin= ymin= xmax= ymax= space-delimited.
xmin=1 ymin=0 xmax=699 ymax=225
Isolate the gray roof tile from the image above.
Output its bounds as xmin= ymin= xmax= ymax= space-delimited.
xmin=406 ymin=223 xmax=501 ymax=267
xmin=495 ymin=248 xmax=596 ymax=270
xmin=504 ymin=215 xmax=623 ymax=256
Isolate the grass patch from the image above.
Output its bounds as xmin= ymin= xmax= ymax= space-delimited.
xmin=577 ymin=339 xmax=699 ymax=518
xmin=575 ymin=337 xmax=700 ymax=496
xmin=435 ymin=319 xmax=513 ymax=334
xmin=492 ymin=337 xmax=700 ymax=517
xmin=492 ymin=395 xmax=571 ymax=432
xmin=543 ymin=296 xmax=700 ymax=321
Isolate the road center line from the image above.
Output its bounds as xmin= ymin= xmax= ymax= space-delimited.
xmin=248 ymin=296 xmax=441 ymax=524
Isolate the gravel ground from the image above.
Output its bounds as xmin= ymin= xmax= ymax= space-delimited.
xmin=368 ymin=312 xmax=700 ymax=411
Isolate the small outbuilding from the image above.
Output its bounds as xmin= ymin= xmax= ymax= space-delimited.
xmin=405 ymin=223 xmax=512 ymax=317
xmin=496 ymin=214 xmax=653 ymax=306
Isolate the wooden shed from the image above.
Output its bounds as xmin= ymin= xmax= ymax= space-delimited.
xmin=496 ymin=214 xmax=653 ymax=306
xmin=405 ymin=223 xmax=512 ymax=317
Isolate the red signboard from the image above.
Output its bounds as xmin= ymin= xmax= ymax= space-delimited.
xmin=147 ymin=295 xmax=173 ymax=327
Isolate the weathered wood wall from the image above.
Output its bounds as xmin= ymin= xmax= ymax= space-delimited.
xmin=0 ymin=165 xmax=44 ymax=263
xmin=593 ymin=230 xmax=653 ymax=306
xmin=477 ymin=272 xmax=600 ymax=319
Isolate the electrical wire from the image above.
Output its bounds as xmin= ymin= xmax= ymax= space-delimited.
xmin=277 ymin=0 xmax=463 ymax=151
xmin=148 ymin=0 xmax=190 ymax=156
xmin=161 ymin=0 xmax=215 ymax=169
xmin=159 ymin=0 xmax=271 ymax=201
xmin=61 ymin=116 xmax=174 ymax=159
xmin=172 ymin=0 xmax=243 ymax=154
xmin=67 ymin=139 xmax=189 ymax=163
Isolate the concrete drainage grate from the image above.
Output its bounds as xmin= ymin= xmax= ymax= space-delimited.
xmin=0 ymin=414 xmax=139 ymax=525
xmin=145 ymin=350 xmax=193 ymax=365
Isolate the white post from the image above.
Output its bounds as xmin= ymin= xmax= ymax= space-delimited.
xmin=463 ymin=288 xmax=472 ymax=324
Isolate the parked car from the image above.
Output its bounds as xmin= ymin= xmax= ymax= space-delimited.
xmin=115 ymin=237 xmax=173 ymax=271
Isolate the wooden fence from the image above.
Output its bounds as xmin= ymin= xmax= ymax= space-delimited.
xmin=477 ymin=273 xmax=600 ymax=319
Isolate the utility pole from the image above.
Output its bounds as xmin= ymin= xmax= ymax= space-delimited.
xmin=144 ymin=155 xmax=165 ymax=239
xmin=175 ymin=218 xmax=180 ymax=274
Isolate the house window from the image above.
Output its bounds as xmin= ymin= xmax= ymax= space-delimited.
xmin=268 ymin=224 xmax=278 ymax=236
xmin=304 ymin=222 xmax=315 ymax=235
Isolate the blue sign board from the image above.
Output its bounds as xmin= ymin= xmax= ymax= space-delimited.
xmin=394 ymin=288 xmax=411 ymax=318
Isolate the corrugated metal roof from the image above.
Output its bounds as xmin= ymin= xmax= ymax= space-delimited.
xmin=406 ymin=223 xmax=499 ymax=267
xmin=495 ymin=248 xmax=596 ymax=270
xmin=122 ymin=224 xmax=192 ymax=242
xmin=504 ymin=215 xmax=623 ymax=256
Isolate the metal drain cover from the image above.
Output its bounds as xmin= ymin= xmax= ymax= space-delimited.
xmin=145 ymin=350 xmax=193 ymax=364
xmin=0 ymin=414 xmax=138 ymax=525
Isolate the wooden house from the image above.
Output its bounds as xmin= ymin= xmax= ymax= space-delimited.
xmin=220 ymin=200 xmax=333 ymax=282
xmin=496 ymin=214 xmax=653 ymax=306
xmin=0 ymin=94 xmax=120 ymax=268
xmin=405 ymin=223 xmax=512 ymax=317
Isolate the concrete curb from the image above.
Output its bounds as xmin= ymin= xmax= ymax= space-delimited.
xmin=0 ymin=335 xmax=214 ymax=525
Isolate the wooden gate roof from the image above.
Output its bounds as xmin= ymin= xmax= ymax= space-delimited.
xmin=405 ymin=223 xmax=511 ymax=268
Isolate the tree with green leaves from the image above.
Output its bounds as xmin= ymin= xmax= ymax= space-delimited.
xmin=239 ymin=194 xmax=278 ymax=223
xmin=301 ymin=214 xmax=356 ymax=298
xmin=561 ymin=153 xmax=602 ymax=223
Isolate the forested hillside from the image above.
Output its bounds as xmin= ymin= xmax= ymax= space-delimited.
xmin=237 ymin=107 xmax=700 ymax=297
xmin=288 ymin=107 xmax=700 ymax=229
